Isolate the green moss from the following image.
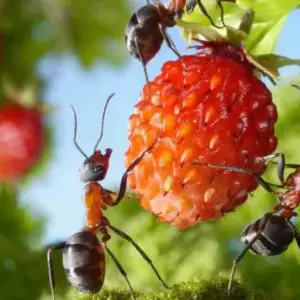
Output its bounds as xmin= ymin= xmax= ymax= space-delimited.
xmin=75 ymin=277 xmax=273 ymax=300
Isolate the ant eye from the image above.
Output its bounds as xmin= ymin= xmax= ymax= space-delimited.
xmin=94 ymin=164 xmax=104 ymax=173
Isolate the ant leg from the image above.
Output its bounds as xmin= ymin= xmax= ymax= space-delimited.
xmin=276 ymin=153 xmax=285 ymax=184
xmin=292 ymin=84 xmax=300 ymax=90
xmin=134 ymin=36 xmax=150 ymax=84
xmin=283 ymin=163 xmax=300 ymax=169
xmin=185 ymin=0 xmax=197 ymax=13
xmin=260 ymin=152 xmax=300 ymax=182
xmin=190 ymin=162 xmax=278 ymax=194
xmin=159 ymin=25 xmax=181 ymax=59
xmin=258 ymin=152 xmax=286 ymax=184
xmin=228 ymin=236 xmax=259 ymax=294
xmin=104 ymin=189 xmax=133 ymax=203
xmin=111 ymin=139 xmax=157 ymax=206
xmin=228 ymin=213 xmax=271 ymax=294
xmin=107 ymin=222 xmax=170 ymax=289
xmin=104 ymin=188 xmax=117 ymax=196
xmin=47 ymin=242 xmax=66 ymax=300
xmin=216 ymin=0 xmax=226 ymax=27
xmin=104 ymin=244 xmax=136 ymax=300
xmin=287 ymin=220 xmax=300 ymax=248
xmin=196 ymin=0 xmax=224 ymax=29
xmin=99 ymin=225 xmax=111 ymax=243
xmin=159 ymin=25 xmax=187 ymax=71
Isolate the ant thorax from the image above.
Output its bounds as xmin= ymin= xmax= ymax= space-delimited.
xmin=83 ymin=182 xmax=113 ymax=228
xmin=286 ymin=168 xmax=300 ymax=190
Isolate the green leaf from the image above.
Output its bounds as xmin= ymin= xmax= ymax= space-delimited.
xmin=236 ymin=0 xmax=299 ymax=21
xmin=177 ymin=20 xmax=224 ymax=42
xmin=235 ymin=0 xmax=299 ymax=54
xmin=238 ymin=8 xmax=254 ymax=35
xmin=226 ymin=26 xmax=247 ymax=46
xmin=245 ymin=15 xmax=288 ymax=55
xmin=254 ymin=54 xmax=300 ymax=77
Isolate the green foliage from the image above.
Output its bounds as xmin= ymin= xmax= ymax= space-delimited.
xmin=41 ymin=277 xmax=274 ymax=300
xmin=237 ymin=0 xmax=299 ymax=54
xmin=0 ymin=0 xmax=130 ymax=86
xmin=0 ymin=184 xmax=47 ymax=299
xmin=0 ymin=184 xmax=70 ymax=300
xmin=179 ymin=0 xmax=299 ymax=55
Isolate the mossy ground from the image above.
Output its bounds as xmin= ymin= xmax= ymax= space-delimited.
xmin=73 ymin=277 xmax=274 ymax=300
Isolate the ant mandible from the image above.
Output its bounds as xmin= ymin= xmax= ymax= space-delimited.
xmin=47 ymin=94 xmax=169 ymax=300
xmin=125 ymin=0 xmax=227 ymax=84
xmin=189 ymin=153 xmax=300 ymax=294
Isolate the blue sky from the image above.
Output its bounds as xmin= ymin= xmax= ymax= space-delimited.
xmin=22 ymin=6 xmax=300 ymax=244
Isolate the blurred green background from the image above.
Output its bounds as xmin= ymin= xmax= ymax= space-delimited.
xmin=1 ymin=1 xmax=300 ymax=300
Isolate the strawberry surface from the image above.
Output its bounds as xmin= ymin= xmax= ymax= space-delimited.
xmin=0 ymin=103 xmax=44 ymax=183
xmin=125 ymin=43 xmax=278 ymax=229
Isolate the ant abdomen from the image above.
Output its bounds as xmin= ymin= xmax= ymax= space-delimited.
xmin=242 ymin=215 xmax=294 ymax=257
xmin=125 ymin=5 xmax=165 ymax=63
xmin=63 ymin=232 xmax=105 ymax=294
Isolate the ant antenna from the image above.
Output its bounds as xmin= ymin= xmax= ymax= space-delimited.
xmin=93 ymin=93 xmax=115 ymax=152
xmin=292 ymin=84 xmax=300 ymax=90
xmin=71 ymin=105 xmax=88 ymax=159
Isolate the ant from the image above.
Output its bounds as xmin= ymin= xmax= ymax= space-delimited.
xmin=125 ymin=0 xmax=180 ymax=84
xmin=189 ymin=152 xmax=300 ymax=294
xmin=125 ymin=0 xmax=227 ymax=84
xmin=47 ymin=94 xmax=169 ymax=300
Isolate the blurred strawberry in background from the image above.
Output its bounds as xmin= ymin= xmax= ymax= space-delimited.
xmin=0 ymin=102 xmax=44 ymax=183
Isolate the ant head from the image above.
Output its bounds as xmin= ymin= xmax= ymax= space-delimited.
xmin=71 ymin=94 xmax=115 ymax=183
xmin=79 ymin=148 xmax=112 ymax=182
xmin=153 ymin=0 xmax=176 ymax=27
xmin=166 ymin=0 xmax=184 ymax=20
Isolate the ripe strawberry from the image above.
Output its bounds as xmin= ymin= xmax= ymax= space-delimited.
xmin=124 ymin=41 xmax=278 ymax=229
xmin=0 ymin=102 xmax=45 ymax=183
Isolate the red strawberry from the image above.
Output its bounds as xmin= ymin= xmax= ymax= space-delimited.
xmin=0 ymin=102 xmax=45 ymax=183
xmin=124 ymin=41 xmax=277 ymax=229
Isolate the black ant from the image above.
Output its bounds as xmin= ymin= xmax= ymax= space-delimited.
xmin=125 ymin=0 xmax=227 ymax=84
xmin=47 ymin=94 xmax=169 ymax=300
xmin=125 ymin=0 xmax=180 ymax=84
xmin=228 ymin=212 xmax=300 ymax=293
xmin=189 ymin=152 xmax=300 ymax=294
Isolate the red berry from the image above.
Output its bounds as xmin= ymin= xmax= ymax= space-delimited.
xmin=125 ymin=42 xmax=278 ymax=229
xmin=0 ymin=103 xmax=44 ymax=183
